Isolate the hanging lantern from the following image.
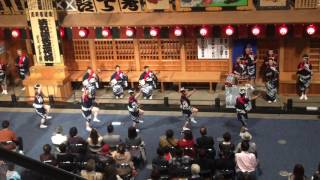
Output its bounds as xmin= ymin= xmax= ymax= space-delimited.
xmin=149 ymin=27 xmax=159 ymax=37
xmin=278 ymin=25 xmax=288 ymax=36
xmin=251 ymin=25 xmax=261 ymax=36
xmin=102 ymin=27 xmax=111 ymax=38
xmin=173 ymin=26 xmax=183 ymax=37
xmin=225 ymin=25 xmax=234 ymax=36
xmin=78 ymin=28 xmax=89 ymax=38
xmin=199 ymin=26 xmax=209 ymax=37
xmin=126 ymin=27 xmax=135 ymax=37
xmin=59 ymin=27 xmax=65 ymax=38
xmin=306 ymin=24 xmax=316 ymax=35
xmin=11 ymin=29 xmax=21 ymax=39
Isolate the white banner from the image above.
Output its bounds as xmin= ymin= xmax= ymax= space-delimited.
xmin=197 ymin=38 xmax=229 ymax=59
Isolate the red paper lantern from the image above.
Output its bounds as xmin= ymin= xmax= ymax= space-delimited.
xmin=225 ymin=25 xmax=234 ymax=36
xmin=11 ymin=29 xmax=21 ymax=39
xmin=149 ymin=27 xmax=159 ymax=37
xmin=251 ymin=25 xmax=261 ymax=36
xmin=199 ymin=26 xmax=209 ymax=37
xmin=278 ymin=25 xmax=288 ymax=36
xmin=174 ymin=26 xmax=183 ymax=37
xmin=126 ymin=27 xmax=135 ymax=37
xmin=78 ymin=28 xmax=89 ymax=38
xmin=59 ymin=27 xmax=65 ymax=38
xmin=306 ymin=24 xmax=316 ymax=35
xmin=102 ymin=27 xmax=111 ymax=38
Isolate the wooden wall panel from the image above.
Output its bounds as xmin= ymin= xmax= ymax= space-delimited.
xmin=283 ymin=38 xmax=308 ymax=72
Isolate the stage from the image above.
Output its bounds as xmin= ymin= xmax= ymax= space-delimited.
xmin=1 ymin=108 xmax=319 ymax=180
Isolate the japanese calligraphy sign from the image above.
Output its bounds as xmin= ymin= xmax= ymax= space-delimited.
xmin=56 ymin=0 xmax=78 ymax=12
xmin=119 ymin=0 xmax=142 ymax=12
xmin=95 ymin=0 xmax=121 ymax=13
xmin=145 ymin=0 xmax=170 ymax=10
xmin=197 ymin=38 xmax=229 ymax=59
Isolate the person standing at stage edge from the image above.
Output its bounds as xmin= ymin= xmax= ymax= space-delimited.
xmin=180 ymin=87 xmax=198 ymax=124
xmin=15 ymin=49 xmax=29 ymax=91
xmin=243 ymin=45 xmax=257 ymax=86
xmin=33 ymin=84 xmax=52 ymax=129
xmin=235 ymin=88 xmax=258 ymax=128
xmin=0 ymin=61 xmax=8 ymax=95
xmin=297 ymin=54 xmax=312 ymax=101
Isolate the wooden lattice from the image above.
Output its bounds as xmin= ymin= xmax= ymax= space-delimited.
xmin=115 ymin=40 xmax=135 ymax=60
xmin=294 ymin=0 xmax=318 ymax=8
xmin=95 ymin=40 xmax=114 ymax=61
xmin=160 ymin=40 xmax=181 ymax=60
xmin=185 ymin=39 xmax=198 ymax=60
xmin=138 ymin=39 xmax=159 ymax=60
xmin=309 ymin=39 xmax=320 ymax=72
xmin=73 ymin=40 xmax=91 ymax=61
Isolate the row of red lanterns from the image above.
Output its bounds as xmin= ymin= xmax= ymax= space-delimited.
xmin=9 ymin=24 xmax=318 ymax=39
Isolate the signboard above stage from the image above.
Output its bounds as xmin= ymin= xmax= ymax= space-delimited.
xmin=179 ymin=0 xmax=247 ymax=7
xmin=197 ymin=38 xmax=230 ymax=59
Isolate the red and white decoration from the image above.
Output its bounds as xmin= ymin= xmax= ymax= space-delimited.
xmin=251 ymin=26 xmax=261 ymax=36
xmin=126 ymin=27 xmax=135 ymax=37
xmin=149 ymin=27 xmax=159 ymax=37
xmin=306 ymin=24 xmax=316 ymax=35
xmin=199 ymin=26 xmax=209 ymax=37
xmin=59 ymin=27 xmax=65 ymax=38
xmin=173 ymin=26 xmax=183 ymax=37
xmin=102 ymin=27 xmax=111 ymax=38
xmin=11 ymin=29 xmax=21 ymax=39
xmin=78 ymin=28 xmax=89 ymax=38
xmin=225 ymin=26 xmax=234 ymax=36
xmin=278 ymin=25 xmax=288 ymax=36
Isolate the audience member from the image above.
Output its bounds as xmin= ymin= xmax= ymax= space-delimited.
xmin=194 ymin=149 xmax=215 ymax=178
xmin=190 ymin=164 xmax=201 ymax=180
xmin=112 ymin=143 xmax=136 ymax=178
xmin=80 ymin=159 xmax=103 ymax=180
xmin=196 ymin=127 xmax=215 ymax=159
xmin=215 ymin=150 xmax=236 ymax=179
xmin=56 ymin=143 xmax=76 ymax=172
xmin=103 ymin=166 xmax=121 ymax=180
xmin=311 ymin=162 xmax=320 ymax=180
xmin=0 ymin=120 xmax=23 ymax=153
xmin=51 ymin=126 xmax=67 ymax=149
xmin=40 ymin=144 xmax=57 ymax=166
xmin=125 ymin=126 xmax=142 ymax=147
xmin=103 ymin=123 xmax=122 ymax=151
xmin=288 ymin=164 xmax=307 ymax=180
xmin=87 ymin=128 xmax=103 ymax=153
xmin=6 ymin=163 xmax=21 ymax=180
xmin=67 ymin=127 xmax=86 ymax=154
xmin=177 ymin=130 xmax=195 ymax=158
xmin=0 ymin=160 xmax=7 ymax=180
xmin=168 ymin=148 xmax=193 ymax=178
xmin=235 ymin=131 xmax=256 ymax=154
xmin=152 ymin=147 xmax=169 ymax=177
xmin=149 ymin=168 xmax=161 ymax=180
xmin=219 ymin=132 xmax=235 ymax=159
xmin=125 ymin=126 xmax=146 ymax=164
xmin=235 ymin=141 xmax=257 ymax=180
xmin=159 ymin=129 xmax=178 ymax=149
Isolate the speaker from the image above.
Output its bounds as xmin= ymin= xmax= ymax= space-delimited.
xmin=164 ymin=97 xmax=169 ymax=107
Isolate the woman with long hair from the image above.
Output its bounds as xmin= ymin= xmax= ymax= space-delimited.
xmin=87 ymin=128 xmax=103 ymax=153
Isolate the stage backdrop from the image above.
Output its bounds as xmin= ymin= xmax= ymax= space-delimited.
xmin=232 ymin=39 xmax=257 ymax=64
xmin=180 ymin=0 xmax=248 ymax=7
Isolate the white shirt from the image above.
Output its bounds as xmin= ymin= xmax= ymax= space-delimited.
xmin=51 ymin=134 xmax=67 ymax=145
xmin=235 ymin=151 xmax=257 ymax=172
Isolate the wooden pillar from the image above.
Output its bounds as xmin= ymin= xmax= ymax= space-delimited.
xmin=279 ymin=39 xmax=285 ymax=73
xmin=180 ymin=39 xmax=186 ymax=72
xmin=88 ymin=39 xmax=97 ymax=70
xmin=133 ymin=39 xmax=140 ymax=71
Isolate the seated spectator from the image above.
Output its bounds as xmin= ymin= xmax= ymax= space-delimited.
xmin=0 ymin=120 xmax=23 ymax=153
xmin=311 ymin=162 xmax=320 ymax=180
xmin=190 ymin=164 xmax=201 ymax=180
xmin=159 ymin=129 xmax=178 ymax=150
xmin=177 ymin=130 xmax=195 ymax=158
xmin=67 ymin=127 xmax=86 ymax=154
xmin=80 ymin=159 xmax=103 ymax=180
xmin=6 ymin=163 xmax=21 ymax=180
xmin=215 ymin=151 xmax=236 ymax=179
xmin=40 ymin=144 xmax=57 ymax=166
xmin=56 ymin=143 xmax=76 ymax=172
xmin=125 ymin=126 xmax=142 ymax=147
xmin=112 ymin=143 xmax=136 ymax=178
xmin=92 ymin=144 xmax=115 ymax=172
xmin=0 ymin=160 xmax=7 ymax=180
xmin=102 ymin=166 xmax=121 ymax=180
xmin=288 ymin=164 xmax=307 ymax=180
xmin=51 ymin=126 xmax=67 ymax=147
xmin=125 ymin=126 xmax=146 ymax=164
xmin=87 ymin=128 xmax=104 ymax=153
xmin=102 ymin=123 xmax=122 ymax=151
xmin=194 ymin=149 xmax=215 ymax=178
xmin=149 ymin=168 xmax=161 ymax=180
xmin=196 ymin=127 xmax=215 ymax=159
xmin=219 ymin=132 xmax=235 ymax=159
xmin=168 ymin=148 xmax=193 ymax=178
xmin=235 ymin=131 xmax=256 ymax=154
xmin=152 ymin=147 xmax=169 ymax=176
xmin=235 ymin=141 xmax=257 ymax=180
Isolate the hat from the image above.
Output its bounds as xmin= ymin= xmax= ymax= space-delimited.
xmin=100 ymin=144 xmax=110 ymax=155
xmin=180 ymin=87 xmax=187 ymax=92
xmin=34 ymin=84 xmax=41 ymax=89
xmin=240 ymin=131 xmax=252 ymax=141
xmin=128 ymin=89 xmax=134 ymax=94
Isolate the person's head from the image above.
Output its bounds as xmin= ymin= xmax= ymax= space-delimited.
xmin=268 ymin=49 xmax=274 ymax=56
xmin=302 ymin=54 xmax=309 ymax=63
xmin=117 ymin=143 xmax=126 ymax=154
xmin=191 ymin=164 xmax=200 ymax=175
xmin=7 ymin=163 xmax=15 ymax=171
xmin=180 ymin=87 xmax=187 ymax=95
xmin=150 ymin=168 xmax=161 ymax=180
xmin=89 ymin=128 xmax=99 ymax=145
xmin=17 ymin=49 xmax=23 ymax=56
xmin=239 ymin=88 xmax=246 ymax=97
xmin=69 ymin=127 xmax=78 ymax=137
xmin=268 ymin=59 xmax=274 ymax=66
xmin=245 ymin=45 xmax=252 ymax=54
xmin=157 ymin=147 xmax=164 ymax=157
xmin=55 ymin=126 xmax=63 ymax=134
xmin=293 ymin=164 xmax=305 ymax=179
xmin=183 ymin=130 xmax=193 ymax=141
xmin=85 ymin=159 xmax=96 ymax=172
xmin=58 ymin=143 xmax=67 ymax=153
xmin=43 ymin=144 xmax=52 ymax=154
xmin=103 ymin=166 xmax=117 ymax=180
xmin=115 ymin=65 xmax=120 ymax=72
xmin=200 ymin=127 xmax=207 ymax=136
xmin=128 ymin=89 xmax=135 ymax=96
xmin=144 ymin=65 xmax=149 ymax=72
xmin=240 ymin=141 xmax=249 ymax=152
xmin=2 ymin=120 xmax=9 ymax=129
xmin=100 ymin=144 xmax=110 ymax=155
xmin=236 ymin=57 xmax=241 ymax=64
xmin=107 ymin=123 xmax=114 ymax=134
xmin=34 ymin=84 xmax=42 ymax=95
xmin=223 ymin=132 xmax=231 ymax=142
xmin=87 ymin=66 xmax=93 ymax=74
xmin=165 ymin=129 xmax=174 ymax=139
xmin=240 ymin=131 xmax=252 ymax=142
xmin=128 ymin=126 xmax=138 ymax=139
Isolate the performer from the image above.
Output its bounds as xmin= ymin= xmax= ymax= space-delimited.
xmin=0 ymin=63 xmax=8 ymax=95
xmin=233 ymin=57 xmax=247 ymax=79
xmin=264 ymin=49 xmax=278 ymax=67
xmin=110 ymin=65 xmax=128 ymax=99
xmin=33 ymin=84 xmax=52 ymax=129
xmin=297 ymin=54 xmax=312 ymax=100
xmin=242 ymin=45 xmax=257 ymax=85
xmin=180 ymin=87 xmax=198 ymax=124
xmin=235 ymin=88 xmax=258 ymax=128
xmin=82 ymin=67 xmax=99 ymax=99
xmin=264 ymin=59 xmax=279 ymax=103
xmin=139 ymin=66 xmax=157 ymax=99
xmin=127 ymin=89 xmax=144 ymax=131
xmin=15 ymin=49 xmax=29 ymax=91
xmin=81 ymin=87 xmax=101 ymax=132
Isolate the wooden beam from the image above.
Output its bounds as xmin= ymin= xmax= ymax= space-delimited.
xmin=88 ymin=39 xmax=97 ymax=70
